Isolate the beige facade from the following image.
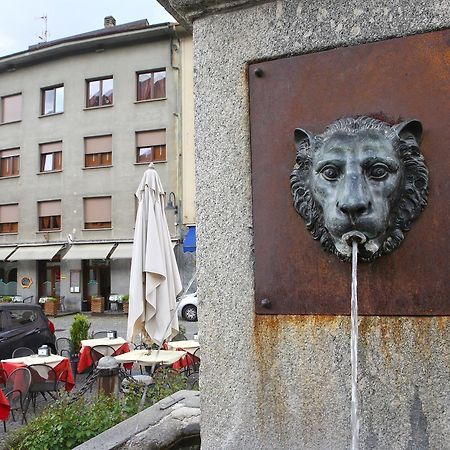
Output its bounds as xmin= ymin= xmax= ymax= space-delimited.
xmin=0 ymin=21 xmax=195 ymax=310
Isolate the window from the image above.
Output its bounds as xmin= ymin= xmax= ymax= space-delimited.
xmin=84 ymin=197 xmax=111 ymax=229
xmin=1 ymin=94 xmax=22 ymax=123
xmin=39 ymin=142 xmax=62 ymax=172
xmin=137 ymin=70 xmax=166 ymax=101
xmin=86 ymin=77 xmax=113 ymax=107
xmin=38 ymin=200 xmax=61 ymax=231
xmin=0 ymin=204 xmax=18 ymax=234
xmin=84 ymin=135 xmax=112 ymax=167
xmin=8 ymin=309 xmax=38 ymax=326
xmin=0 ymin=148 xmax=20 ymax=177
xmin=136 ymin=130 xmax=166 ymax=163
xmin=41 ymin=85 xmax=64 ymax=115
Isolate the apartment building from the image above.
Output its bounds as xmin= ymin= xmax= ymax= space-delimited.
xmin=0 ymin=17 xmax=195 ymax=310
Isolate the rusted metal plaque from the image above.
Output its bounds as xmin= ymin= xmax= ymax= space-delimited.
xmin=250 ymin=29 xmax=449 ymax=315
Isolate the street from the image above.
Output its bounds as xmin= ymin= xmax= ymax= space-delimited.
xmin=52 ymin=312 xmax=198 ymax=341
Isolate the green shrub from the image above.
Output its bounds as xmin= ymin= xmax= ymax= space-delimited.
xmin=4 ymin=395 xmax=124 ymax=450
xmin=1 ymin=296 xmax=12 ymax=303
xmin=69 ymin=314 xmax=91 ymax=354
xmin=5 ymin=369 xmax=188 ymax=449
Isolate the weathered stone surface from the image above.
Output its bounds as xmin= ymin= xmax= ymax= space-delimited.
xmin=73 ymin=390 xmax=200 ymax=450
xmin=158 ymin=0 xmax=450 ymax=448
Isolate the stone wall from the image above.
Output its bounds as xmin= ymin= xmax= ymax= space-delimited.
xmin=158 ymin=0 xmax=450 ymax=448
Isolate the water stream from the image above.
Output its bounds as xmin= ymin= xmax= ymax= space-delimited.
xmin=351 ymin=240 xmax=360 ymax=450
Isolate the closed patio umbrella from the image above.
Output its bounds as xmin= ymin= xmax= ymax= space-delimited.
xmin=127 ymin=163 xmax=182 ymax=345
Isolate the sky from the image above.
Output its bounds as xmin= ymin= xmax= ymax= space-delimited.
xmin=0 ymin=0 xmax=174 ymax=57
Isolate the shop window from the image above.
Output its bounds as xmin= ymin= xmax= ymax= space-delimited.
xmin=136 ymin=130 xmax=166 ymax=163
xmin=84 ymin=135 xmax=112 ymax=168
xmin=41 ymin=85 xmax=64 ymax=115
xmin=0 ymin=204 xmax=18 ymax=234
xmin=39 ymin=141 xmax=62 ymax=172
xmin=0 ymin=148 xmax=19 ymax=177
xmin=137 ymin=70 xmax=166 ymax=101
xmin=1 ymin=93 xmax=22 ymax=123
xmin=38 ymin=200 xmax=61 ymax=231
xmin=84 ymin=197 xmax=111 ymax=229
xmin=86 ymin=77 xmax=113 ymax=108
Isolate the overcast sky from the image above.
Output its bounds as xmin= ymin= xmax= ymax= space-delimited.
xmin=0 ymin=0 xmax=174 ymax=57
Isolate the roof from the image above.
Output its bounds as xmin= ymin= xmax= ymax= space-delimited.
xmin=0 ymin=20 xmax=183 ymax=74
xmin=28 ymin=19 xmax=151 ymax=51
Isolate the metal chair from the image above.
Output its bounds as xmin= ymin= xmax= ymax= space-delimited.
xmin=92 ymin=331 xmax=110 ymax=339
xmin=90 ymin=345 xmax=116 ymax=368
xmin=23 ymin=295 xmax=34 ymax=304
xmin=3 ymin=367 xmax=32 ymax=431
xmin=186 ymin=372 xmax=199 ymax=390
xmin=12 ymin=347 xmax=34 ymax=358
xmin=27 ymin=364 xmax=61 ymax=413
xmin=171 ymin=333 xmax=187 ymax=342
xmin=56 ymin=337 xmax=73 ymax=358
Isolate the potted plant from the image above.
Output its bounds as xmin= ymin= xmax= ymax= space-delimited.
xmin=1 ymin=295 xmax=13 ymax=303
xmin=122 ymin=294 xmax=129 ymax=314
xmin=69 ymin=313 xmax=91 ymax=375
xmin=44 ymin=297 xmax=59 ymax=316
xmin=90 ymin=295 xmax=105 ymax=313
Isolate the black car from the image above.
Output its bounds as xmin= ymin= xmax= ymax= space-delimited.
xmin=0 ymin=304 xmax=56 ymax=359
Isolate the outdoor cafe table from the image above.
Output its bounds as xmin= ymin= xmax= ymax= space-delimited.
xmin=166 ymin=340 xmax=200 ymax=371
xmin=0 ymin=354 xmax=75 ymax=392
xmin=0 ymin=388 xmax=10 ymax=421
xmin=78 ymin=337 xmax=130 ymax=373
xmin=114 ymin=349 xmax=186 ymax=367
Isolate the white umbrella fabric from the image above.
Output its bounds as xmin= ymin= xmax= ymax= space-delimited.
xmin=127 ymin=163 xmax=182 ymax=345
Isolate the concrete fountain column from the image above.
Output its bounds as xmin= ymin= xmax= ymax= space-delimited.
xmin=157 ymin=0 xmax=450 ymax=448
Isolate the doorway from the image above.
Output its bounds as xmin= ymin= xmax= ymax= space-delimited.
xmin=82 ymin=260 xmax=111 ymax=304
xmin=38 ymin=261 xmax=61 ymax=298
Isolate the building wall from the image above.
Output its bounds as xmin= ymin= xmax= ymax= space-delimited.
xmin=185 ymin=1 xmax=450 ymax=449
xmin=0 ymin=39 xmax=178 ymax=246
xmin=0 ymin=30 xmax=195 ymax=303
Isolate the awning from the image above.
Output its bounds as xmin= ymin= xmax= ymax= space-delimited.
xmin=183 ymin=226 xmax=196 ymax=253
xmin=0 ymin=246 xmax=17 ymax=261
xmin=109 ymin=243 xmax=133 ymax=259
xmin=9 ymin=244 xmax=64 ymax=261
xmin=63 ymin=243 xmax=115 ymax=260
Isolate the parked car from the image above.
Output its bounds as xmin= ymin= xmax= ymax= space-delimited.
xmin=0 ymin=304 xmax=56 ymax=359
xmin=177 ymin=292 xmax=198 ymax=322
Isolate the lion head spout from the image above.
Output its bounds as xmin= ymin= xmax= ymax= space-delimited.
xmin=290 ymin=116 xmax=429 ymax=262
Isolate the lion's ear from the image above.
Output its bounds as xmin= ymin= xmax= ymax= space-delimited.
xmin=393 ymin=120 xmax=423 ymax=144
xmin=294 ymin=128 xmax=314 ymax=151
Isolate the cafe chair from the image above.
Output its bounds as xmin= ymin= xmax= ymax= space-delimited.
xmin=56 ymin=337 xmax=73 ymax=358
xmin=171 ymin=333 xmax=187 ymax=342
xmin=4 ymin=367 xmax=32 ymax=431
xmin=27 ymin=364 xmax=60 ymax=413
xmin=12 ymin=347 xmax=35 ymax=358
xmin=90 ymin=345 xmax=116 ymax=368
xmin=92 ymin=331 xmax=110 ymax=339
xmin=186 ymin=372 xmax=199 ymax=390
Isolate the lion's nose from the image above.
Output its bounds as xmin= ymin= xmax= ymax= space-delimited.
xmin=338 ymin=201 xmax=369 ymax=217
xmin=337 ymin=175 xmax=370 ymax=218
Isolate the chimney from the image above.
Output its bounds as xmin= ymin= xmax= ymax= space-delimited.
xmin=104 ymin=16 xmax=116 ymax=28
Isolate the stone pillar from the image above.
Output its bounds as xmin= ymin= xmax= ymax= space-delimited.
xmin=156 ymin=0 xmax=450 ymax=448
xmin=96 ymin=356 xmax=120 ymax=396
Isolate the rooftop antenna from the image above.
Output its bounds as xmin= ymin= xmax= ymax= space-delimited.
xmin=38 ymin=14 xmax=48 ymax=42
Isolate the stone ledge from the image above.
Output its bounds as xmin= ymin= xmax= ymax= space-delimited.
xmin=73 ymin=390 xmax=200 ymax=450
xmin=157 ymin=0 xmax=273 ymax=29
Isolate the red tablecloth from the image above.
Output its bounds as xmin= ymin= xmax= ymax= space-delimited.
xmin=1 ymin=358 xmax=75 ymax=392
xmin=0 ymin=388 xmax=10 ymax=421
xmin=78 ymin=343 xmax=130 ymax=373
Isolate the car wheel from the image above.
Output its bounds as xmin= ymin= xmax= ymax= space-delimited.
xmin=182 ymin=305 xmax=198 ymax=322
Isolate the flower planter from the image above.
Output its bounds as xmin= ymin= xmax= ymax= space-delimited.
xmin=122 ymin=302 xmax=129 ymax=314
xmin=44 ymin=300 xmax=59 ymax=317
xmin=91 ymin=297 xmax=105 ymax=313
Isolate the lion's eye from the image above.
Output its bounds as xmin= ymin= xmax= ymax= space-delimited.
xmin=368 ymin=163 xmax=389 ymax=180
xmin=320 ymin=165 xmax=340 ymax=181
